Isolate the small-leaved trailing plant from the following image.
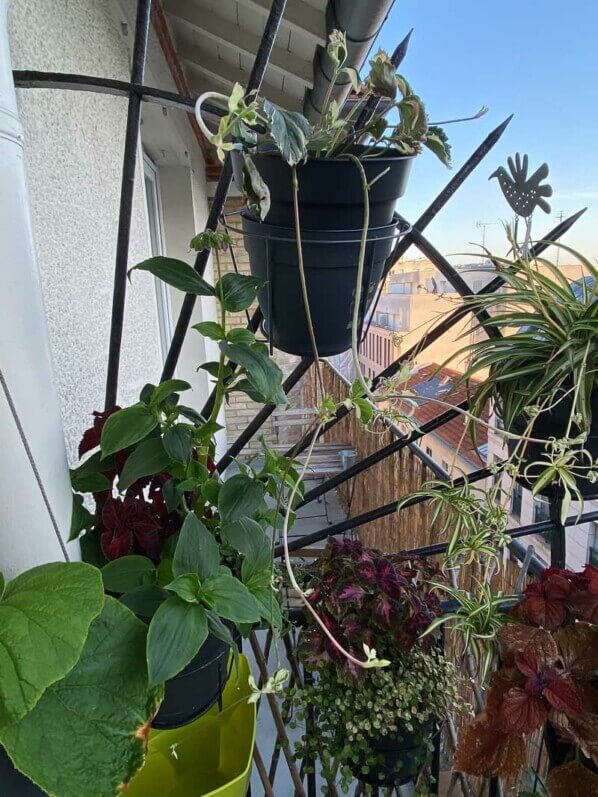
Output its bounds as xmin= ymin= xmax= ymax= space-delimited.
xmin=0 ymin=562 xmax=162 ymax=797
xmin=455 ymin=565 xmax=598 ymax=795
xmin=195 ymin=30 xmax=486 ymax=218
xmin=292 ymin=539 xmax=465 ymax=793
xmin=70 ymin=230 xmax=305 ymax=685
xmin=451 ymin=242 xmax=598 ymax=520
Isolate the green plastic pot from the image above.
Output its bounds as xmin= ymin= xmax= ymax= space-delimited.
xmin=127 ymin=655 xmax=256 ymax=797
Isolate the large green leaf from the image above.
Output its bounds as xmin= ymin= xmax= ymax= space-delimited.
xmin=217 ymin=474 xmax=266 ymax=522
xmin=214 ymin=273 xmax=264 ymax=312
xmin=162 ymin=425 xmax=192 ymax=464
xmin=149 ymin=379 xmax=191 ymax=407
xmin=147 ymin=597 xmax=208 ymax=684
xmin=202 ymin=573 xmax=261 ymax=624
xmin=0 ymin=597 xmax=163 ymax=797
xmin=172 ymin=512 xmax=220 ymax=581
xmin=262 ymin=100 xmax=311 ymax=166
xmin=118 ymin=437 xmax=170 ymax=491
xmin=102 ymin=556 xmax=156 ymax=594
xmin=129 ymin=257 xmax=215 ymax=296
xmin=221 ymin=517 xmax=271 ymax=576
xmin=0 ymin=562 xmax=103 ymax=730
xmin=219 ymin=341 xmax=285 ymax=404
xmin=100 ymin=404 xmax=158 ymax=458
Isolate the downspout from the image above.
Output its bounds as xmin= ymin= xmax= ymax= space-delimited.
xmin=304 ymin=0 xmax=397 ymax=123
xmin=0 ymin=0 xmax=75 ymax=576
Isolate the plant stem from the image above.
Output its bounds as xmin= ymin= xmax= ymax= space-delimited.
xmin=291 ymin=166 xmax=324 ymax=400
xmin=208 ymin=248 xmax=227 ymax=426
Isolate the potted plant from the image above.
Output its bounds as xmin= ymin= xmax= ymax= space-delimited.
xmin=70 ymin=232 xmax=300 ymax=729
xmin=293 ymin=539 xmax=464 ymax=791
xmin=455 ymin=565 xmax=598 ymax=794
xmin=194 ymin=31 xmax=486 ymax=356
xmin=0 ymin=561 xmax=162 ymax=797
xmin=453 ymin=245 xmax=598 ymax=508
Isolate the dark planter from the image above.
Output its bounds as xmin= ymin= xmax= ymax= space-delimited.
xmin=241 ymin=212 xmax=404 ymax=357
xmin=151 ymin=633 xmax=231 ymax=729
xmin=507 ymin=388 xmax=598 ymax=499
xmin=0 ymin=747 xmax=47 ymax=796
xmin=232 ymin=147 xmax=414 ymax=229
xmin=350 ymin=720 xmax=435 ymax=787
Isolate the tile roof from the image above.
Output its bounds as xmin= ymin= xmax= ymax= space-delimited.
xmin=405 ymin=363 xmax=489 ymax=469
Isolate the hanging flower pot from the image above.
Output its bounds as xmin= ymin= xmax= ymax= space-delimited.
xmin=506 ymin=387 xmax=598 ymax=500
xmin=152 ymin=633 xmax=232 ymax=729
xmin=239 ymin=213 xmax=409 ymax=357
xmin=349 ymin=720 xmax=435 ymax=787
xmin=231 ymin=147 xmax=414 ymax=230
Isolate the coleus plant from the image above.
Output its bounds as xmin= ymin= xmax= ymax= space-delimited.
xmin=455 ymin=565 xmax=598 ymax=793
xmin=70 ymin=231 xmax=303 ymax=685
xmin=195 ymin=30 xmax=486 ymax=218
xmin=299 ymin=538 xmax=443 ymax=680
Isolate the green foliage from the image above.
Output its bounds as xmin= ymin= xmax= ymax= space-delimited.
xmin=424 ymin=581 xmax=516 ymax=683
xmin=294 ymin=647 xmax=464 ymax=793
xmin=218 ymin=474 xmax=266 ymax=521
xmin=262 ymin=100 xmax=312 ymax=166
xmin=219 ymin=340 xmax=286 ymax=404
xmin=128 ymin=256 xmax=215 ymax=296
xmin=117 ymin=436 xmax=170 ymax=491
xmin=452 ymin=245 xmax=598 ymax=501
xmin=147 ymin=596 xmax=209 ymax=684
xmin=215 ymin=272 xmax=264 ymax=312
xmin=0 ymin=597 xmax=162 ymax=797
xmin=172 ymin=512 xmax=219 ymax=581
xmin=100 ymin=403 xmax=159 ymax=458
xmin=102 ymin=556 xmax=156 ymax=593
xmin=0 ymin=562 xmax=103 ymax=729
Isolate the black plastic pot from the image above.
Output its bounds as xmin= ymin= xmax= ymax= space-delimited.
xmin=241 ymin=212 xmax=404 ymax=357
xmin=232 ymin=147 xmax=414 ymax=229
xmin=0 ymin=747 xmax=47 ymax=796
xmin=350 ymin=720 xmax=435 ymax=787
xmin=507 ymin=388 xmax=598 ymax=499
xmin=151 ymin=633 xmax=231 ymax=729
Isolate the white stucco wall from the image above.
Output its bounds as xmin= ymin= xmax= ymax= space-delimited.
xmin=8 ymin=0 xmax=215 ymax=463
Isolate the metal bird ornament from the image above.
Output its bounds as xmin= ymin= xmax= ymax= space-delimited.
xmin=489 ymin=153 xmax=552 ymax=217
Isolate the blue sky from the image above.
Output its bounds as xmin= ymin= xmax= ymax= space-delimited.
xmin=375 ymin=0 xmax=598 ymax=262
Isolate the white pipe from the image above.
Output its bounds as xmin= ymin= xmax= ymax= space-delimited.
xmin=0 ymin=0 xmax=76 ymax=577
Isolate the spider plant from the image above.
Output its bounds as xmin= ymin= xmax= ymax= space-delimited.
xmin=422 ymin=581 xmax=516 ymax=683
xmin=449 ymin=243 xmax=598 ymax=512
xmin=397 ymin=477 xmax=509 ymax=569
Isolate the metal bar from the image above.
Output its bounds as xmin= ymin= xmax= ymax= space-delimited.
xmin=297 ymin=400 xmax=467 ymax=508
xmin=285 ymin=206 xmax=586 ymax=459
xmin=161 ymin=0 xmax=288 ymax=382
xmin=549 ymin=498 xmax=566 ymax=568
xmin=12 ymin=70 xmax=229 ymax=117
xmin=277 ymin=464 xmax=494 ymax=556
xmin=249 ymin=631 xmax=307 ymax=797
xmin=402 ymin=508 xmax=598 ymax=560
xmin=105 ymin=0 xmax=152 ymax=408
xmin=215 ymin=357 xmax=312 ymax=473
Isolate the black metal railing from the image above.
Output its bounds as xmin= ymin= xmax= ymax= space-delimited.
xmin=12 ymin=0 xmax=590 ymax=792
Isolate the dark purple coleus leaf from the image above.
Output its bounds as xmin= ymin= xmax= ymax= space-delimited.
xmin=101 ymin=496 xmax=162 ymax=562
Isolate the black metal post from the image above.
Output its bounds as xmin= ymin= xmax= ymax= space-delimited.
xmin=161 ymin=0 xmax=288 ymax=383
xmin=105 ymin=0 xmax=152 ymax=409
xmin=549 ymin=498 xmax=567 ymax=568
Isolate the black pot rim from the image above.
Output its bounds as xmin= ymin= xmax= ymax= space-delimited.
xmin=251 ymin=147 xmax=417 ymax=165
xmin=237 ymin=211 xmax=409 ymax=242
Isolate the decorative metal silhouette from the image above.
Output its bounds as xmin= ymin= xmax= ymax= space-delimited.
xmin=489 ymin=153 xmax=552 ymax=217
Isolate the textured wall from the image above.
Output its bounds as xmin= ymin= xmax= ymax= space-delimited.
xmin=8 ymin=0 xmax=163 ymax=462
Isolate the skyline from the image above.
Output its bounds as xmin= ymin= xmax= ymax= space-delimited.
xmin=376 ymin=0 xmax=598 ymax=263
